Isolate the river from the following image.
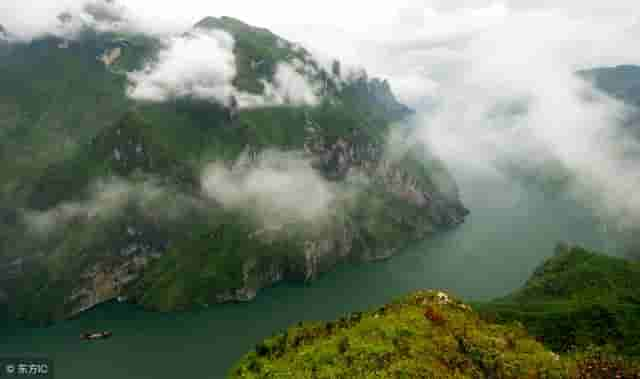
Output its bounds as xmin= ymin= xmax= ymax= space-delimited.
xmin=0 ymin=166 xmax=621 ymax=379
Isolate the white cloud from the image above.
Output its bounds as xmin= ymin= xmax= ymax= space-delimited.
xmin=263 ymin=63 xmax=320 ymax=106
xmin=24 ymin=177 xmax=136 ymax=235
xmin=0 ymin=0 xmax=138 ymax=41
xmin=6 ymin=0 xmax=640 ymax=231
xmin=126 ymin=28 xmax=322 ymax=108
xmin=201 ymin=150 xmax=335 ymax=224
xmin=23 ymin=177 xmax=202 ymax=235
xmin=127 ymin=29 xmax=237 ymax=105
xmin=407 ymin=8 xmax=640 ymax=230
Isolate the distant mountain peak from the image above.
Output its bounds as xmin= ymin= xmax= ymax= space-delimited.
xmin=578 ymin=64 xmax=640 ymax=107
xmin=0 ymin=24 xmax=9 ymax=43
xmin=194 ymin=16 xmax=274 ymax=36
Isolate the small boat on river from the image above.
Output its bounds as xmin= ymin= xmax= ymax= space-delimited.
xmin=80 ymin=331 xmax=113 ymax=341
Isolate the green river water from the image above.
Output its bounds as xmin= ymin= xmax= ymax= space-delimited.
xmin=0 ymin=167 xmax=621 ymax=379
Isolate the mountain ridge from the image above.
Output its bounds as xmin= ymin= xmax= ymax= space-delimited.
xmin=230 ymin=246 xmax=640 ymax=378
xmin=0 ymin=16 xmax=467 ymax=324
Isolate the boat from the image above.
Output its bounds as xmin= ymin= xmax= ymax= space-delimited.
xmin=80 ymin=331 xmax=113 ymax=341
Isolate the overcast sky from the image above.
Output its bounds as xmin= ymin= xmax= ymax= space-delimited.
xmin=2 ymin=1 xmax=640 ymax=105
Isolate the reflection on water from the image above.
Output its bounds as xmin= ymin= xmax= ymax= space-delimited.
xmin=0 ymin=167 xmax=619 ymax=379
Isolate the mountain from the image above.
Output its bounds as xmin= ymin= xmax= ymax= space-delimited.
xmin=579 ymin=65 xmax=640 ymax=137
xmin=579 ymin=65 xmax=640 ymax=107
xmin=231 ymin=247 xmax=640 ymax=378
xmin=478 ymin=243 xmax=640 ymax=357
xmin=0 ymin=16 xmax=467 ymax=323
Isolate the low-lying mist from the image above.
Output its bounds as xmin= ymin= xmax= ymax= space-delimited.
xmin=22 ymin=177 xmax=207 ymax=237
xmin=201 ymin=150 xmax=336 ymax=226
xmin=5 ymin=1 xmax=640 ymax=256
xmin=277 ymin=4 xmax=640 ymax=255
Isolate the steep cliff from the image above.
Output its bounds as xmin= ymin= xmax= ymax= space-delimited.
xmin=0 ymin=15 xmax=467 ymax=323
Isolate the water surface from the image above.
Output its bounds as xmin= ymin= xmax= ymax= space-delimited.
xmin=0 ymin=168 xmax=619 ymax=378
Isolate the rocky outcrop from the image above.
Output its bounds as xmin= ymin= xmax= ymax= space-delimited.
xmin=194 ymin=131 xmax=468 ymax=305
xmin=215 ymin=258 xmax=284 ymax=303
xmin=0 ymin=17 xmax=468 ymax=322
xmin=99 ymin=47 xmax=122 ymax=66
xmin=65 ymin=240 xmax=163 ymax=317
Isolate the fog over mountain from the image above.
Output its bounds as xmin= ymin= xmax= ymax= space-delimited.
xmin=2 ymin=4 xmax=640 ymax=377
xmin=3 ymin=1 xmax=640 ymax=232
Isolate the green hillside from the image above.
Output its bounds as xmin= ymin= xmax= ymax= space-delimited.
xmin=477 ymin=244 xmax=640 ymax=357
xmin=0 ymin=17 xmax=467 ymax=323
xmin=231 ymin=247 xmax=640 ymax=378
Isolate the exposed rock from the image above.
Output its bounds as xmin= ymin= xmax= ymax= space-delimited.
xmin=99 ymin=47 xmax=122 ymax=66
xmin=203 ymin=135 xmax=468 ymax=305
xmin=215 ymin=259 xmax=284 ymax=303
xmin=65 ymin=244 xmax=162 ymax=317
xmin=0 ymin=17 xmax=468 ymax=321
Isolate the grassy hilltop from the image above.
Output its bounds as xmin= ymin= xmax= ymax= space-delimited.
xmin=231 ymin=245 xmax=640 ymax=378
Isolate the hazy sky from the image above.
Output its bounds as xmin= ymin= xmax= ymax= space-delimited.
xmin=2 ymin=1 xmax=640 ymax=104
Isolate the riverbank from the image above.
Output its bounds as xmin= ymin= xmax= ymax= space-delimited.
xmin=0 ymin=167 xmax=621 ymax=379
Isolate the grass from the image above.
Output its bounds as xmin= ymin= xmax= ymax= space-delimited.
xmin=230 ymin=290 xmax=568 ymax=378
xmin=230 ymin=248 xmax=640 ymax=378
xmin=0 ymin=17 xmax=464 ymax=324
xmin=477 ymin=244 xmax=640 ymax=357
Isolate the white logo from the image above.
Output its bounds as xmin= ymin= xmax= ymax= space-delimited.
xmin=5 ymin=364 xmax=15 ymax=375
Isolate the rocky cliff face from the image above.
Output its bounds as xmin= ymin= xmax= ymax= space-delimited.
xmin=66 ymin=240 xmax=162 ymax=317
xmin=14 ymin=118 xmax=469 ymax=317
xmin=0 ymin=16 xmax=467 ymax=322
xmin=157 ymin=132 xmax=468 ymax=307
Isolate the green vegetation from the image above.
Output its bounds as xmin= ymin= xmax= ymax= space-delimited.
xmin=231 ymin=290 xmax=568 ymax=378
xmin=0 ymin=17 xmax=466 ymax=323
xmin=477 ymin=244 xmax=640 ymax=357
xmin=131 ymin=213 xmax=301 ymax=312
xmin=231 ymin=247 xmax=640 ymax=378
xmin=196 ymin=16 xmax=315 ymax=94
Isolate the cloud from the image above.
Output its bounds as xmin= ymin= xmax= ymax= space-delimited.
xmin=0 ymin=0 xmax=137 ymax=41
xmin=262 ymin=62 xmax=320 ymax=106
xmin=22 ymin=177 xmax=204 ymax=235
xmin=23 ymin=177 xmax=135 ymax=235
xmin=201 ymin=150 xmax=336 ymax=225
xmin=127 ymin=29 xmax=237 ymax=105
xmin=7 ymin=0 xmax=640 ymax=233
xmin=0 ymin=0 xmax=189 ymax=41
xmin=82 ymin=0 xmax=127 ymax=24
xmin=126 ymin=29 xmax=322 ymax=108
xmin=404 ymin=7 xmax=640 ymax=231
